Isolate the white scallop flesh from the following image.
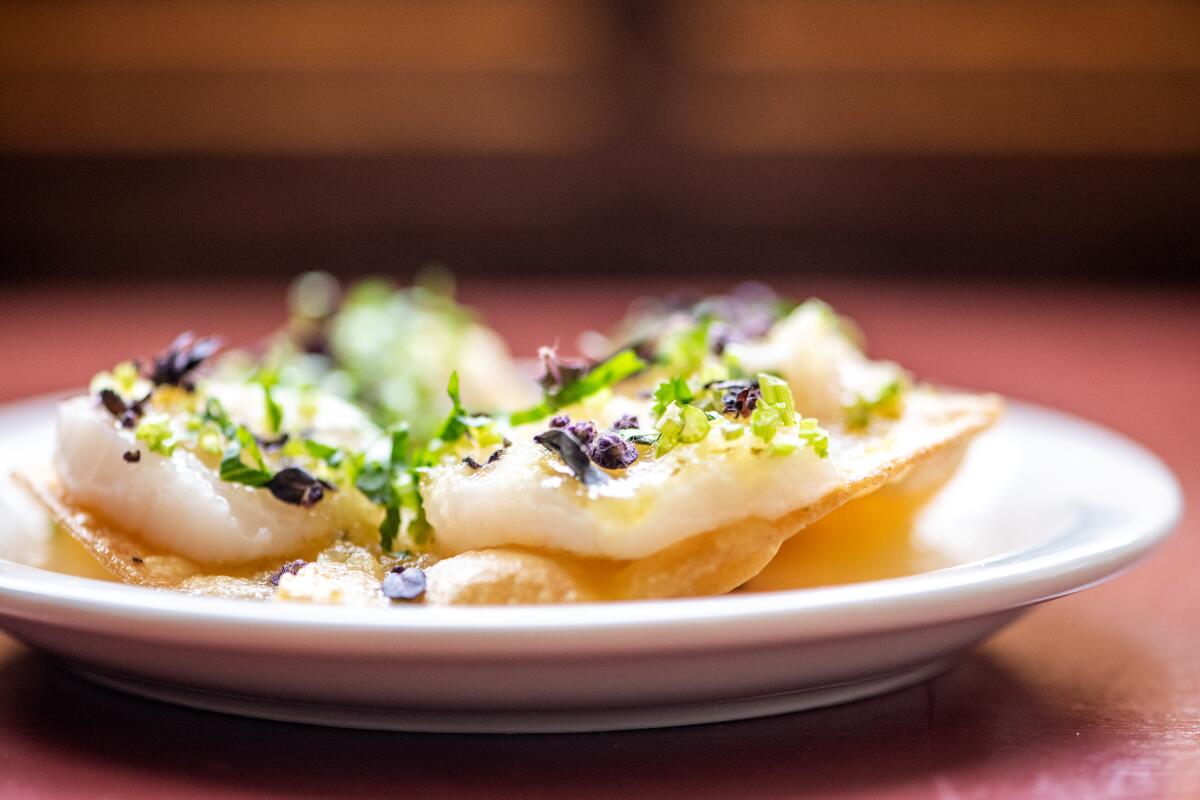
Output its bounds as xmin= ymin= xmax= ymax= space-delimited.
xmin=726 ymin=303 xmax=905 ymax=422
xmin=423 ymin=410 xmax=841 ymax=561
xmin=52 ymin=386 xmax=379 ymax=564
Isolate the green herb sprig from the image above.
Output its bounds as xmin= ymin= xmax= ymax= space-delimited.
xmin=510 ymin=349 xmax=646 ymax=426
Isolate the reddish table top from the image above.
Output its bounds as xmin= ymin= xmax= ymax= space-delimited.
xmin=0 ymin=279 xmax=1196 ymax=799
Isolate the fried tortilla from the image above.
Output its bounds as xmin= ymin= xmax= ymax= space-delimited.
xmin=19 ymin=389 xmax=1000 ymax=605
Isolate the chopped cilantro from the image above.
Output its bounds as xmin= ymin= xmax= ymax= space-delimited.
xmin=651 ymin=377 xmax=695 ymax=418
xmin=219 ymin=427 xmax=273 ymax=486
xmin=355 ymin=424 xmax=433 ymax=551
xmin=431 ymin=371 xmax=497 ymax=448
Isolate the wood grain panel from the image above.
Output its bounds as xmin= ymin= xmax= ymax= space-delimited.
xmin=662 ymin=74 xmax=1200 ymax=154
xmin=0 ymin=74 xmax=613 ymax=153
xmin=0 ymin=0 xmax=611 ymax=73
xmin=667 ymin=0 xmax=1200 ymax=72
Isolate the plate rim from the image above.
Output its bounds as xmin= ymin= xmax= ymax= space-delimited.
xmin=0 ymin=395 xmax=1182 ymax=655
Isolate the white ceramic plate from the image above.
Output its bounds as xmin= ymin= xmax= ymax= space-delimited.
xmin=0 ymin=394 xmax=1181 ymax=732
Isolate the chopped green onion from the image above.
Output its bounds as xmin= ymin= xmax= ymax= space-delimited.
xmin=797 ymin=418 xmax=830 ymax=458
xmin=750 ymin=402 xmax=786 ymax=444
xmin=654 ymin=401 xmax=711 ymax=456
xmin=757 ymin=373 xmax=797 ymax=426
xmin=134 ymin=414 xmax=176 ymax=456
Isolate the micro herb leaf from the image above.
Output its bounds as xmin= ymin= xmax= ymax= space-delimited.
xmin=556 ymin=349 xmax=645 ymax=406
xmin=303 ymin=438 xmax=342 ymax=466
xmin=651 ymin=377 xmax=694 ymax=418
xmin=201 ymin=397 xmax=236 ymax=437
xmin=147 ymin=332 xmax=221 ymax=388
xmin=253 ymin=371 xmax=283 ymax=435
xmin=511 ymin=349 xmax=646 ymax=425
xmin=220 ymin=426 xmax=273 ymax=486
xmin=844 ymin=379 xmax=906 ymax=430
xmin=354 ymin=422 xmax=434 ymax=552
xmin=432 ymin=371 xmax=495 ymax=446
xmin=614 ymin=427 xmax=662 ymax=446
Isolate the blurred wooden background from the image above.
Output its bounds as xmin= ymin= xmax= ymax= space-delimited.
xmin=1 ymin=0 xmax=1197 ymax=282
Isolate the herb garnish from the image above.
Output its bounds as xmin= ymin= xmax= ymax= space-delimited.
xmin=511 ymin=348 xmax=646 ymax=425
xmin=845 ymin=379 xmax=905 ymax=430
xmin=98 ymin=388 xmax=149 ymax=429
xmin=134 ymin=414 xmax=177 ymax=456
xmin=589 ymin=432 xmax=639 ymax=469
xmin=122 ymin=449 xmax=141 ymax=463
xmin=708 ymin=379 xmax=760 ymax=418
xmin=533 ymin=428 xmax=609 ymax=485
xmin=147 ymin=332 xmax=221 ymax=389
xmin=431 ymin=371 xmax=497 ymax=447
xmin=654 ymin=402 xmax=712 ymax=456
xmin=612 ymin=413 xmax=640 ymax=430
xmin=355 ymin=425 xmax=432 ymax=552
xmin=651 ymin=377 xmax=695 ymax=417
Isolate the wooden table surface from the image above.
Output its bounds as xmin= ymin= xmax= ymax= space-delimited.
xmin=0 ymin=279 xmax=1195 ymax=799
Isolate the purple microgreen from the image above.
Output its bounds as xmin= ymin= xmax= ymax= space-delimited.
xmin=462 ymin=455 xmax=483 ymax=470
xmin=549 ymin=414 xmax=571 ymax=429
xmin=98 ymin=388 xmax=150 ymax=429
xmin=487 ymin=448 xmax=505 ymax=464
xmin=536 ymin=346 xmax=592 ymax=394
xmin=146 ymin=332 xmax=221 ymax=389
xmin=566 ymin=420 xmax=597 ymax=445
xmin=612 ymin=413 xmax=640 ymax=430
xmin=588 ymin=432 xmax=639 ymax=470
xmin=709 ymin=379 xmax=761 ymax=418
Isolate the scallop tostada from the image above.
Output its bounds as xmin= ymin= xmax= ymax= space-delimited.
xmin=20 ymin=276 xmax=1001 ymax=606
